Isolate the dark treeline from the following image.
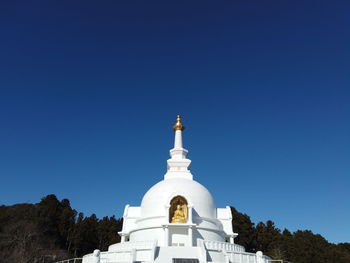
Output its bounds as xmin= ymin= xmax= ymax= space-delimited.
xmin=0 ymin=195 xmax=122 ymax=263
xmin=0 ymin=195 xmax=349 ymax=263
xmin=230 ymin=207 xmax=350 ymax=263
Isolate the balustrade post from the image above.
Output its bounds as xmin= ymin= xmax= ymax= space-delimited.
xmin=188 ymin=226 xmax=193 ymax=246
xmin=188 ymin=205 xmax=193 ymax=223
xmin=230 ymin=236 xmax=234 ymax=244
xmin=165 ymin=205 xmax=170 ymax=223
xmin=164 ymin=226 xmax=169 ymax=247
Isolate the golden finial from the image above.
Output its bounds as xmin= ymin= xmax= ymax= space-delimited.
xmin=172 ymin=115 xmax=185 ymax=131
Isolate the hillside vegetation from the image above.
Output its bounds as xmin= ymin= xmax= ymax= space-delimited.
xmin=0 ymin=195 xmax=349 ymax=263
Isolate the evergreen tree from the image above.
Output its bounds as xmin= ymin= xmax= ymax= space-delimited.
xmin=255 ymin=220 xmax=282 ymax=259
xmin=36 ymin=194 xmax=63 ymax=247
xmin=71 ymin=212 xmax=85 ymax=257
xmin=1 ymin=197 xmax=349 ymax=262
xmin=58 ymin=199 xmax=77 ymax=252
xmin=97 ymin=216 xmax=122 ymax=251
xmin=230 ymin=206 xmax=257 ymax=252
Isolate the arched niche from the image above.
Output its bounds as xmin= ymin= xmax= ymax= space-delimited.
xmin=169 ymin=196 xmax=188 ymax=223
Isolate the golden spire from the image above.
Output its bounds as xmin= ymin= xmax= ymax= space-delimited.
xmin=172 ymin=115 xmax=185 ymax=131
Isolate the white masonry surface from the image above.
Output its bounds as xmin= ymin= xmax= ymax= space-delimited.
xmin=82 ymin=121 xmax=271 ymax=263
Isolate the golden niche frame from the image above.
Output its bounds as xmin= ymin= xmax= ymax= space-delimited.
xmin=169 ymin=196 xmax=188 ymax=223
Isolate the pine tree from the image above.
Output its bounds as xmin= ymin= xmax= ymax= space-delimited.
xmin=230 ymin=206 xmax=257 ymax=252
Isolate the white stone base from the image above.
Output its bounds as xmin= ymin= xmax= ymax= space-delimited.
xmin=82 ymin=239 xmax=270 ymax=263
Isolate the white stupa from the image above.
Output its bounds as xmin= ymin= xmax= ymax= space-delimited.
xmin=82 ymin=116 xmax=271 ymax=263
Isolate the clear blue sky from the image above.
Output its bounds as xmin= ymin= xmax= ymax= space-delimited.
xmin=0 ymin=1 xmax=349 ymax=244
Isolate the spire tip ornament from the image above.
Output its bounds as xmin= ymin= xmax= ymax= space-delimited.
xmin=167 ymin=114 xmax=192 ymax=179
xmin=172 ymin=115 xmax=185 ymax=131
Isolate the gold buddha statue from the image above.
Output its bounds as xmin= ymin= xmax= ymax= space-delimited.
xmin=171 ymin=204 xmax=187 ymax=223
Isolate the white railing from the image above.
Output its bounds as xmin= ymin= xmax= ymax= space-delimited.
xmin=81 ymin=240 xmax=157 ymax=263
xmin=228 ymin=251 xmax=256 ymax=263
xmin=108 ymin=240 xmax=157 ymax=252
xmin=54 ymin=258 xmax=82 ymax=263
xmin=197 ymin=239 xmax=272 ymax=263
xmin=202 ymin=240 xmax=246 ymax=253
xmin=268 ymin=261 xmax=292 ymax=263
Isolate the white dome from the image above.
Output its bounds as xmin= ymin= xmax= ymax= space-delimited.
xmin=141 ymin=177 xmax=217 ymax=219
